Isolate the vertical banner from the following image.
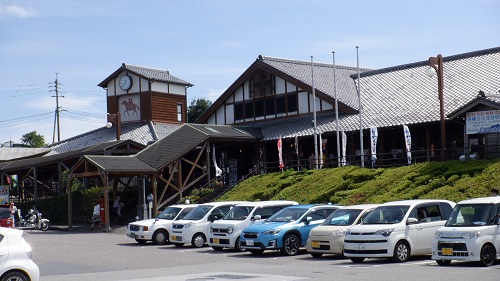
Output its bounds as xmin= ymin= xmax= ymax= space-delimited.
xmin=341 ymin=131 xmax=347 ymax=166
xmin=0 ymin=185 xmax=9 ymax=205
xmin=212 ymin=145 xmax=222 ymax=177
xmin=403 ymin=125 xmax=412 ymax=165
xmin=277 ymin=137 xmax=284 ymax=170
xmin=370 ymin=126 xmax=378 ymax=166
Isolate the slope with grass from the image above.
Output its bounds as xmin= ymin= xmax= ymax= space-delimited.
xmin=216 ymin=160 xmax=500 ymax=205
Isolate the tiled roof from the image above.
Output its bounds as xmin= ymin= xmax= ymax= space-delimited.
xmin=84 ymin=155 xmax=156 ymax=173
xmin=122 ymin=64 xmax=194 ymax=87
xmin=0 ymin=147 xmax=50 ymax=161
xmin=259 ymin=56 xmax=371 ymax=110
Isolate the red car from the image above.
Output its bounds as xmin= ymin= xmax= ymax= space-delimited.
xmin=0 ymin=206 xmax=14 ymax=228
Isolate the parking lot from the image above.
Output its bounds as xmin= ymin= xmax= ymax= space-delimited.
xmin=22 ymin=226 xmax=500 ymax=281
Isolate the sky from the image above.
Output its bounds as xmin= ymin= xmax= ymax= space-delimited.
xmin=0 ymin=0 xmax=499 ymax=146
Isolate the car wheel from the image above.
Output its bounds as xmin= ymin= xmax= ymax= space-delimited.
xmin=480 ymin=244 xmax=496 ymax=266
xmin=235 ymin=237 xmax=244 ymax=252
xmin=135 ymin=239 xmax=147 ymax=244
xmin=152 ymin=230 xmax=168 ymax=245
xmin=281 ymin=234 xmax=300 ymax=256
xmin=436 ymin=259 xmax=451 ymax=266
xmin=393 ymin=240 xmax=410 ymax=262
xmin=249 ymin=249 xmax=265 ymax=255
xmin=173 ymin=243 xmax=184 ymax=248
xmin=350 ymin=257 xmax=365 ymax=263
xmin=1 ymin=271 xmax=29 ymax=281
xmin=191 ymin=233 xmax=206 ymax=248
xmin=310 ymin=253 xmax=323 ymax=258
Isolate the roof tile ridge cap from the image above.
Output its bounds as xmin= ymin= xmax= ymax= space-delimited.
xmin=148 ymin=121 xmax=159 ymax=140
xmin=124 ymin=63 xmax=170 ymax=74
xmin=260 ymin=55 xmax=371 ymax=70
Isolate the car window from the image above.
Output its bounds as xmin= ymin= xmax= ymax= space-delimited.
xmin=267 ymin=208 xmax=307 ymax=222
xmin=157 ymin=207 xmax=182 ymax=220
xmin=358 ymin=209 xmax=373 ymax=224
xmin=323 ymin=209 xmax=362 ymax=226
xmin=446 ymin=204 xmax=493 ymax=227
xmin=0 ymin=208 xmax=10 ymax=218
xmin=363 ymin=205 xmax=409 ymax=224
xmin=414 ymin=204 xmax=441 ymax=223
xmin=307 ymin=209 xmax=328 ymax=221
xmin=224 ymin=206 xmax=254 ymax=220
xmin=183 ymin=205 xmax=213 ymax=220
xmin=177 ymin=207 xmax=195 ymax=220
xmin=439 ymin=202 xmax=453 ymax=219
xmin=253 ymin=206 xmax=277 ymax=220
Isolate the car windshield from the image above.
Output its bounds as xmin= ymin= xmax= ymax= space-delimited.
xmin=182 ymin=205 xmax=213 ymax=220
xmin=0 ymin=208 xmax=10 ymax=219
xmin=445 ymin=204 xmax=494 ymax=227
xmin=363 ymin=205 xmax=409 ymax=224
xmin=157 ymin=207 xmax=182 ymax=220
xmin=223 ymin=206 xmax=255 ymax=221
xmin=322 ymin=209 xmax=362 ymax=226
xmin=266 ymin=207 xmax=307 ymax=222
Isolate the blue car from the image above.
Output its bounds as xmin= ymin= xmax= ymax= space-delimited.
xmin=240 ymin=204 xmax=341 ymax=255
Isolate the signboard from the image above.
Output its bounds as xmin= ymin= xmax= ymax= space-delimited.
xmin=0 ymin=185 xmax=9 ymax=205
xmin=466 ymin=110 xmax=500 ymax=134
xmin=118 ymin=95 xmax=141 ymax=122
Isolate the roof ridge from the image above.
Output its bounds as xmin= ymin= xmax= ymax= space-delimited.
xmin=123 ymin=63 xmax=170 ymax=74
xmin=258 ymin=55 xmax=372 ymax=71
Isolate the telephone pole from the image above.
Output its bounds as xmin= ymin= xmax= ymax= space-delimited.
xmin=52 ymin=73 xmax=64 ymax=143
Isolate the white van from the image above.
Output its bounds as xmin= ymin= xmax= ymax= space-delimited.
xmin=344 ymin=199 xmax=455 ymax=263
xmin=170 ymin=201 xmax=247 ymax=248
xmin=208 ymin=201 xmax=298 ymax=251
xmin=432 ymin=197 xmax=500 ymax=266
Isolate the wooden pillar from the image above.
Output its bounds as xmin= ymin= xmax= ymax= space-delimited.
xmin=103 ymin=173 xmax=111 ymax=231
xmin=33 ymin=167 xmax=38 ymax=199
xmin=206 ymin=143 xmax=211 ymax=187
xmin=67 ymin=173 xmax=73 ymax=229
xmin=58 ymin=161 xmax=63 ymax=193
xmin=152 ymin=174 xmax=157 ymax=216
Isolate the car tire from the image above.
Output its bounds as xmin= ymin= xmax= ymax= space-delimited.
xmin=480 ymin=244 xmax=496 ymax=266
xmin=135 ymin=239 xmax=148 ymax=244
xmin=350 ymin=257 xmax=365 ymax=263
xmin=173 ymin=243 xmax=184 ymax=248
xmin=191 ymin=233 xmax=206 ymax=248
xmin=280 ymin=234 xmax=300 ymax=256
xmin=249 ymin=249 xmax=265 ymax=255
xmin=393 ymin=240 xmax=410 ymax=262
xmin=310 ymin=253 xmax=323 ymax=258
xmin=152 ymin=230 xmax=168 ymax=245
xmin=1 ymin=271 xmax=29 ymax=281
xmin=436 ymin=259 xmax=451 ymax=266
xmin=235 ymin=237 xmax=244 ymax=252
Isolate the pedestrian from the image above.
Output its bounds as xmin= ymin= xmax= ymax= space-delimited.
xmin=9 ymin=202 xmax=17 ymax=227
xmin=491 ymin=188 xmax=499 ymax=197
xmin=90 ymin=201 xmax=102 ymax=230
xmin=112 ymin=196 xmax=121 ymax=224
xmin=308 ymin=153 xmax=316 ymax=169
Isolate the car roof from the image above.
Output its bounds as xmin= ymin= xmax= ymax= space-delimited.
xmin=381 ymin=199 xmax=454 ymax=207
xmin=234 ymin=201 xmax=299 ymax=207
xmin=338 ymin=204 xmax=380 ymax=210
xmin=456 ymin=197 xmax=500 ymax=204
xmin=168 ymin=204 xmax=198 ymax=209
xmin=199 ymin=201 xmax=248 ymax=207
xmin=284 ymin=204 xmax=340 ymax=210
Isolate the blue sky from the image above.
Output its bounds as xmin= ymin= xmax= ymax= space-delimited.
xmin=0 ymin=0 xmax=499 ymax=146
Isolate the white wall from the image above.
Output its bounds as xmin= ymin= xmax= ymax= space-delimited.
xmin=225 ymin=104 xmax=234 ymax=124
xmin=234 ymin=87 xmax=243 ymax=102
xmin=276 ymin=76 xmax=286 ymax=94
xmin=216 ymin=106 xmax=225 ymax=125
xmin=298 ymin=91 xmax=309 ymax=114
xmin=207 ymin=114 xmax=216 ymax=124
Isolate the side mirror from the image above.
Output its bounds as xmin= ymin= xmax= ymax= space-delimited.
xmin=407 ymin=217 xmax=418 ymax=225
xmin=305 ymin=216 xmax=312 ymax=225
xmin=253 ymin=215 xmax=261 ymax=221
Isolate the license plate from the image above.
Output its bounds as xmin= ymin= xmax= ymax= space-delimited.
xmin=246 ymin=239 xmax=254 ymax=246
xmin=442 ymin=247 xmax=453 ymax=255
xmin=213 ymin=238 xmax=220 ymax=244
xmin=311 ymin=241 xmax=320 ymax=248
xmin=130 ymin=233 xmax=135 ymax=238
xmin=355 ymin=243 xmax=365 ymax=251
xmin=172 ymin=236 xmax=179 ymax=241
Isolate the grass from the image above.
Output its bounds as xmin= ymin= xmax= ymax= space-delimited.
xmin=215 ymin=159 xmax=500 ymax=205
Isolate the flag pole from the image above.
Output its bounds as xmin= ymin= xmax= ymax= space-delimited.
xmin=332 ymin=51 xmax=341 ymax=168
xmin=356 ymin=46 xmax=364 ymax=167
xmin=310 ymin=56 xmax=318 ymax=169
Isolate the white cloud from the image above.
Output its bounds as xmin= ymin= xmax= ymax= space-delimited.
xmin=0 ymin=4 xmax=37 ymax=18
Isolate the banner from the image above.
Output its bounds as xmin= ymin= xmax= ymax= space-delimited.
xmin=277 ymin=137 xmax=284 ymax=170
xmin=212 ymin=145 xmax=222 ymax=177
xmin=403 ymin=125 xmax=412 ymax=165
xmin=370 ymin=126 xmax=378 ymax=165
xmin=341 ymin=131 xmax=347 ymax=166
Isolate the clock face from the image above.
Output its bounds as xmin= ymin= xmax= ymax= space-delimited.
xmin=119 ymin=75 xmax=132 ymax=91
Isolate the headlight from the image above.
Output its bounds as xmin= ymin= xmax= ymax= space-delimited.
xmin=330 ymin=229 xmax=347 ymax=237
xmin=462 ymin=231 xmax=481 ymax=238
xmin=375 ymin=228 xmax=394 ymax=237
xmin=345 ymin=229 xmax=352 ymax=235
xmin=262 ymin=228 xmax=282 ymax=235
xmin=184 ymin=222 xmax=194 ymax=229
xmin=227 ymin=227 xmax=234 ymax=234
xmin=435 ymin=232 xmax=442 ymax=239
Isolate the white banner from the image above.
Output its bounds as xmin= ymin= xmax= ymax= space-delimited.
xmin=370 ymin=126 xmax=378 ymax=164
xmin=277 ymin=137 xmax=284 ymax=170
xmin=403 ymin=125 xmax=412 ymax=165
xmin=466 ymin=110 xmax=500 ymax=134
xmin=212 ymin=145 xmax=222 ymax=177
xmin=341 ymin=131 xmax=347 ymax=166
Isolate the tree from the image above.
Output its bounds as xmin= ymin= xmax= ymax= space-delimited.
xmin=21 ymin=131 xmax=46 ymax=147
xmin=188 ymin=98 xmax=212 ymax=123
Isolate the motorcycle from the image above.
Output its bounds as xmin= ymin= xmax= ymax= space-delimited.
xmin=18 ymin=205 xmax=50 ymax=231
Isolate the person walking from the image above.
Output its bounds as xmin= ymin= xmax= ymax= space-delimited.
xmin=9 ymin=202 xmax=18 ymax=228
xmin=91 ymin=201 xmax=102 ymax=230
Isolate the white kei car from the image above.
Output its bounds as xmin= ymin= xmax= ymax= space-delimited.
xmin=126 ymin=204 xmax=197 ymax=244
xmin=0 ymin=227 xmax=40 ymax=281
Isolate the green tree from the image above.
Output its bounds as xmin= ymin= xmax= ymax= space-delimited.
xmin=21 ymin=130 xmax=46 ymax=147
xmin=188 ymin=97 xmax=212 ymax=123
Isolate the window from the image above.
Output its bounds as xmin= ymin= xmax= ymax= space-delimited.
xmin=234 ymin=103 xmax=244 ymax=120
xmin=177 ymin=104 xmax=182 ymax=122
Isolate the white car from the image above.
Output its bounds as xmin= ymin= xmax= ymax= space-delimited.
xmin=344 ymin=199 xmax=455 ymax=263
xmin=432 ymin=196 xmax=500 ymax=266
xmin=0 ymin=227 xmax=39 ymax=281
xmin=208 ymin=201 xmax=298 ymax=251
xmin=126 ymin=204 xmax=197 ymax=244
xmin=170 ymin=201 xmax=247 ymax=248
xmin=306 ymin=204 xmax=379 ymax=258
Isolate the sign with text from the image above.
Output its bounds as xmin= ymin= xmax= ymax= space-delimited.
xmin=466 ymin=110 xmax=500 ymax=134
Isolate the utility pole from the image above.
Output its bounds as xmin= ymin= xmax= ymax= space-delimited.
xmin=51 ymin=73 xmax=64 ymax=143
